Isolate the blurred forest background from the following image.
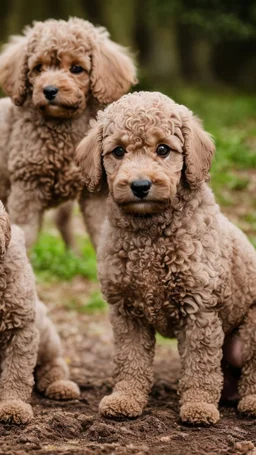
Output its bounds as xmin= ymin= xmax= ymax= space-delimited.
xmin=0 ymin=0 xmax=256 ymax=91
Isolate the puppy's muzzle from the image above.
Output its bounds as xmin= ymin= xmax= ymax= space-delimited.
xmin=130 ymin=180 xmax=152 ymax=199
xmin=43 ymin=85 xmax=59 ymax=101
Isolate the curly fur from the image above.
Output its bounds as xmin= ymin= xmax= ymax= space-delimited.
xmin=0 ymin=17 xmax=136 ymax=248
xmin=76 ymin=91 xmax=256 ymax=424
xmin=0 ymin=201 xmax=80 ymax=424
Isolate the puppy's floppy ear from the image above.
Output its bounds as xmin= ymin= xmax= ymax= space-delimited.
xmin=76 ymin=121 xmax=104 ymax=192
xmin=180 ymin=106 xmax=215 ymax=188
xmin=0 ymin=35 xmax=28 ymax=106
xmin=90 ymin=28 xmax=137 ymax=104
xmin=0 ymin=202 xmax=11 ymax=258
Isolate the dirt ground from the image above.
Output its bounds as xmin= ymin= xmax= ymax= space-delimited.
xmin=0 ymin=278 xmax=255 ymax=455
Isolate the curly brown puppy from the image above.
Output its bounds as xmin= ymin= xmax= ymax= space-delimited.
xmin=0 ymin=202 xmax=79 ymax=424
xmin=0 ymin=17 xmax=136 ymax=248
xmin=76 ymin=91 xmax=256 ymax=425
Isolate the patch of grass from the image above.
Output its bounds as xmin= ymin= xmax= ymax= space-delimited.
xmin=250 ymin=236 xmax=256 ymax=248
xmin=156 ymin=333 xmax=177 ymax=348
xmin=30 ymin=232 xmax=97 ymax=281
xmin=84 ymin=290 xmax=107 ymax=313
xmin=64 ymin=291 xmax=107 ymax=314
xmin=210 ymin=170 xmax=250 ymax=206
xmin=244 ymin=212 xmax=256 ymax=225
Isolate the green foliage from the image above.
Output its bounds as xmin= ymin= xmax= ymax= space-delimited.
xmin=86 ymin=291 xmax=107 ymax=312
xmin=64 ymin=291 xmax=107 ymax=314
xmin=149 ymin=0 xmax=256 ymax=40
xmin=156 ymin=333 xmax=178 ymax=347
xmin=30 ymin=233 xmax=97 ymax=281
xmin=250 ymin=236 xmax=256 ymax=248
xmin=181 ymin=11 xmax=256 ymax=41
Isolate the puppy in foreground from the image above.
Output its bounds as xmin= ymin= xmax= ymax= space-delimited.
xmin=0 ymin=17 xmax=136 ymax=248
xmin=0 ymin=202 xmax=79 ymax=424
xmin=77 ymin=91 xmax=256 ymax=424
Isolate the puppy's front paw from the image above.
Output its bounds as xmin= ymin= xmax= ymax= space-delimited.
xmin=238 ymin=395 xmax=256 ymax=416
xmin=180 ymin=402 xmax=219 ymax=425
xmin=45 ymin=380 xmax=80 ymax=400
xmin=0 ymin=399 xmax=33 ymax=425
xmin=99 ymin=392 xmax=145 ymax=418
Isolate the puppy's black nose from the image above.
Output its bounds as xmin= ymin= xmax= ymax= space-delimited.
xmin=43 ymin=85 xmax=58 ymax=101
xmin=131 ymin=180 xmax=152 ymax=199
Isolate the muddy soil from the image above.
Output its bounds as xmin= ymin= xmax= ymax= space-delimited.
xmin=0 ymin=290 xmax=256 ymax=455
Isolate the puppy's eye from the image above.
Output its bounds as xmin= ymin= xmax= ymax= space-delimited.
xmin=70 ymin=65 xmax=84 ymax=74
xmin=156 ymin=144 xmax=171 ymax=158
xmin=34 ymin=64 xmax=42 ymax=73
xmin=112 ymin=146 xmax=126 ymax=159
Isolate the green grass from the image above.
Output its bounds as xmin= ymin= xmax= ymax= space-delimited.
xmin=30 ymin=233 xmax=97 ymax=281
xmin=156 ymin=333 xmax=177 ymax=347
xmin=64 ymin=291 xmax=107 ymax=314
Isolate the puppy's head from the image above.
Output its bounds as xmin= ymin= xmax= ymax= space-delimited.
xmin=76 ymin=91 xmax=215 ymax=215
xmin=0 ymin=18 xmax=137 ymax=119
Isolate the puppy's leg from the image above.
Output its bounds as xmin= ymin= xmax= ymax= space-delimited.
xmin=54 ymin=201 xmax=75 ymax=250
xmin=0 ymin=324 xmax=39 ymax=424
xmin=79 ymin=187 xmax=107 ymax=250
xmin=8 ymin=183 xmax=43 ymax=248
xmin=178 ymin=311 xmax=224 ymax=425
xmin=99 ymin=306 xmax=155 ymax=418
xmin=237 ymin=306 xmax=256 ymax=415
xmin=35 ymin=300 xmax=80 ymax=400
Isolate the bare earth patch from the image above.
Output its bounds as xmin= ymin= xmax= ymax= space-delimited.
xmin=0 ymin=292 xmax=255 ymax=455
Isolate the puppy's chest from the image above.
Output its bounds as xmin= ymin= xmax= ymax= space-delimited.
xmin=10 ymin=124 xmax=85 ymax=204
xmin=106 ymin=237 xmax=199 ymax=335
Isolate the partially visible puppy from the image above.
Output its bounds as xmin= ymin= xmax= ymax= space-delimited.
xmin=0 ymin=17 xmax=136 ymax=248
xmin=76 ymin=91 xmax=256 ymax=425
xmin=0 ymin=202 xmax=79 ymax=424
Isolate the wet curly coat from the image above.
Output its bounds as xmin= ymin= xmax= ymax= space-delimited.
xmin=76 ymin=91 xmax=256 ymax=425
xmin=0 ymin=201 xmax=80 ymax=425
xmin=0 ymin=17 xmax=136 ymax=248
